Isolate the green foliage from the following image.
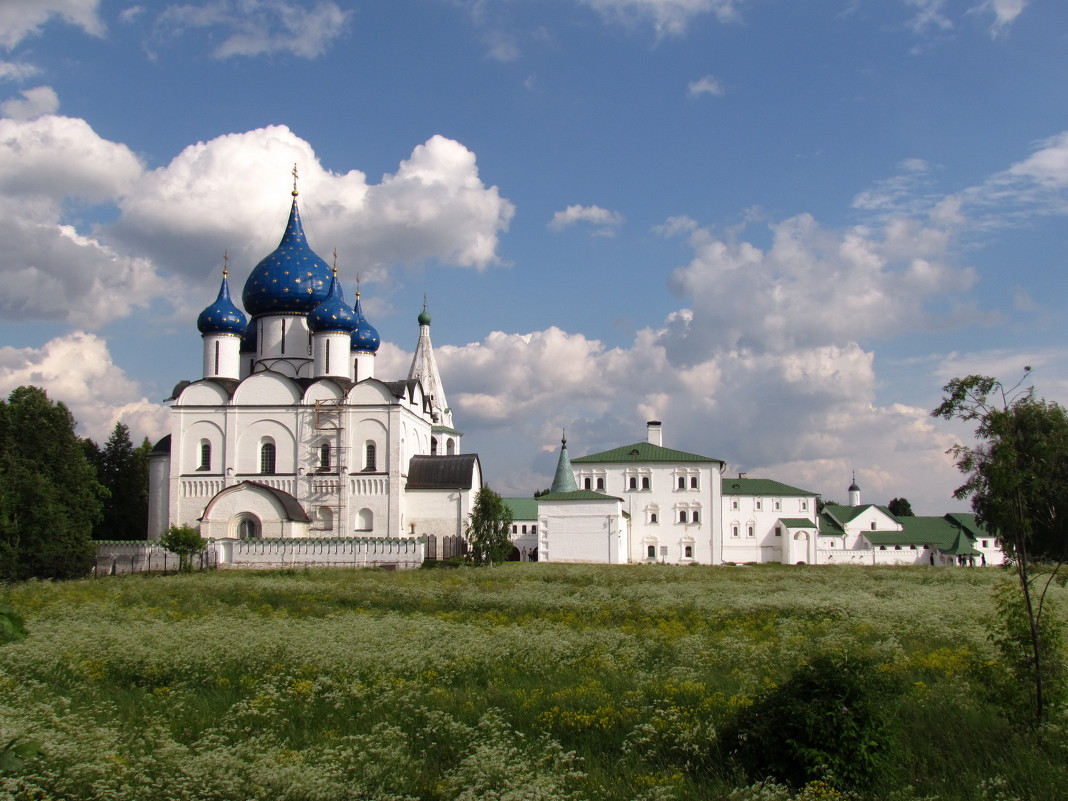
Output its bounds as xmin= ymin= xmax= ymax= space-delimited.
xmin=988 ymin=578 xmax=1067 ymax=721
xmin=464 ymin=484 xmax=514 ymax=566
xmin=160 ymin=524 xmax=206 ymax=571
xmin=933 ymin=373 xmax=1068 ymax=726
xmin=0 ymin=737 xmax=43 ymax=775
xmin=725 ymin=655 xmax=903 ymax=792
xmin=888 ymin=498 xmax=914 ymax=517
xmin=85 ymin=423 xmax=150 ymax=540
xmin=0 ymin=386 xmax=102 ymax=580
xmin=0 ymin=605 xmax=27 ymax=645
xmin=0 ymin=565 xmax=1066 ymax=800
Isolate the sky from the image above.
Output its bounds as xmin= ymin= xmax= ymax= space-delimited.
xmin=0 ymin=0 xmax=1066 ymax=514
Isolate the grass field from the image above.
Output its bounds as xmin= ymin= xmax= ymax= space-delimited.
xmin=0 ymin=563 xmax=1065 ymax=800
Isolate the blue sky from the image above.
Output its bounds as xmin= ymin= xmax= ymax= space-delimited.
xmin=0 ymin=0 xmax=1067 ymax=513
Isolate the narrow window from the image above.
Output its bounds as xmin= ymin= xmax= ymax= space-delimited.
xmin=431 ymin=437 xmax=438 ymax=455
xmin=684 ymin=545 xmax=693 ymax=558
xmin=775 ymin=527 xmax=782 ymax=537
xmin=755 ymin=499 xmax=762 ymax=511
xmin=320 ymin=443 xmax=330 ymax=470
xmin=642 ymin=476 xmax=650 ymax=490
xmin=531 ymin=525 xmax=536 ymax=534
xmin=801 ymin=500 xmax=808 ymax=511
xmin=522 ymin=525 xmax=527 ymax=534
xmin=365 ymin=442 xmax=377 ymax=471
xmin=690 ymin=476 xmax=698 ymax=489
xmin=692 ymin=510 xmax=700 ymax=523
xmin=281 ymin=319 xmax=287 ymax=355
xmin=325 ymin=338 xmax=331 ymax=373
xmin=199 ymin=441 xmax=211 ymax=471
xmin=354 ymin=360 xmax=359 ymax=382
xmin=747 ymin=525 xmax=754 ymax=537
xmin=982 ymin=539 xmax=988 ymax=548
xmin=260 ymin=442 xmax=276 ymax=475
xmin=596 ymin=477 xmax=604 ymax=490
xmin=732 ymin=525 xmax=739 ymax=537
xmin=512 ymin=525 xmax=517 ymax=534
xmin=731 ymin=499 xmax=739 ymax=510
xmin=678 ymin=476 xmax=686 ymax=490
xmin=629 ymin=476 xmax=637 ymax=490
xmin=584 ymin=477 xmax=591 ymax=490
xmin=650 ymin=513 xmax=658 ymax=524
xmin=774 ymin=500 xmax=781 ymax=511
xmin=647 ymin=545 xmax=656 ymax=559
xmin=679 ymin=510 xmax=687 ymax=523
xmin=213 ymin=340 xmax=220 ymax=375
xmin=870 ymin=522 xmax=876 ymax=531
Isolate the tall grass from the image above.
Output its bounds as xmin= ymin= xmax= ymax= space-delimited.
xmin=0 ymin=563 xmax=1065 ymax=800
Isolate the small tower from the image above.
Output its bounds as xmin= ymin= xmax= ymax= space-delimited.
xmin=308 ymin=261 xmax=357 ymax=380
xmin=848 ymin=472 xmax=861 ymax=507
xmin=408 ymin=300 xmax=451 ymax=427
xmin=196 ymin=258 xmax=246 ymax=380
xmin=350 ymin=280 xmax=380 ymax=382
xmin=550 ymin=432 xmax=579 ymax=493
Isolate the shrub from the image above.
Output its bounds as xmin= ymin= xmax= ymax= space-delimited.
xmin=724 ymin=655 xmax=902 ymax=792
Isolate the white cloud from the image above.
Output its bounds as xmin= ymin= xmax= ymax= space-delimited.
xmin=0 ymin=332 xmax=168 ymax=443
xmin=549 ymin=204 xmax=624 ymax=235
xmin=578 ymin=0 xmax=744 ymax=36
xmin=1 ymin=85 xmax=59 ymax=119
xmin=0 ymin=61 xmax=37 ymax=81
xmin=904 ymin=0 xmax=953 ymax=34
xmin=0 ymin=0 xmax=104 ymax=50
xmin=156 ymin=0 xmax=351 ymax=59
xmin=687 ymin=74 xmax=725 ymax=98
xmin=110 ymin=126 xmax=515 ymax=285
xmin=978 ymin=0 xmax=1028 ymax=36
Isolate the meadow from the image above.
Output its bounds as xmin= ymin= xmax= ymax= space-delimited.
xmin=0 ymin=563 xmax=1065 ymax=801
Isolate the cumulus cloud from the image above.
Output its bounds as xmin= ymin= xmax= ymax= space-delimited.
xmin=156 ymin=0 xmax=351 ymax=59
xmin=687 ymin=74 xmax=725 ymax=98
xmin=110 ymin=126 xmax=515 ymax=285
xmin=549 ymin=204 xmax=624 ymax=236
xmin=0 ymin=0 xmax=104 ymax=50
xmin=1 ymin=85 xmax=59 ymax=119
xmin=578 ymin=0 xmax=744 ymax=36
xmin=0 ymin=332 xmax=169 ymax=443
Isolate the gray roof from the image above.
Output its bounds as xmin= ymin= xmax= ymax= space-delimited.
xmin=406 ymin=454 xmax=481 ymax=490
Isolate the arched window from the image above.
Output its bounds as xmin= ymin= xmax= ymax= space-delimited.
xmin=319 ymin=443 xmax=331 ymax=470
xmin=260 ymin=441 xmax=276 ymax=475
xmin=679 ymin=510 xmax=688 ymax=523
xmin=629 ymin=476 xmax=637 ymax=490
xmin=213 ymin=340 xmax=220 ymax=375
xmin=596 ymin=477 xmax=604 ymax=490
xmin=237 ymin=517 xmax=260 ymax=539
xmin=651 ymin=512 xmax=658 ymax=524
xmin=684 ymin=545 xmax=693 ymax=558
xmin=198 ymin=440 xmax=211 ymax=471
xmin=446 ymin=438 xmax=456 ymax=455
xmin=431 ymin=437 xmax=438 ymax=455
xmin=365 ymin=442 xmax=377 ymax=472
xmin=690 ymin=476 xmax=698 ymax=489
xmin=692 ymin=510 xmax=700 ymax=523
xmin=531 ymin=525 xmax=537 ymax=534
xmin=642 ymin=476 xmax=650 ymax=490
xmin=584 ymin=477 xmax=591 ymax=490
xmin=678 ymin=476 xmax=686 ymax=490
xmin=357 ymin=508 xmax=373 ymax=531
xmin=522 ymin=525 xmax=528 ymax=534
xmin=325 ymin=338 xmax=331 ymax=373
xmin=647 ymin=544 xmax=656 ymax=559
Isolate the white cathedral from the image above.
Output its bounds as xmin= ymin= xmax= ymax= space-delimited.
xmin=146 ymin=183 xmax=481 ymax=555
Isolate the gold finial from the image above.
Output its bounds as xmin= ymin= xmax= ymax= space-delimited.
xmin=332 ymin=248 xmax=338 ymax=277
xmin=355 ymin=273 xmax=361 ymax=299
xmin=291 ymin=163 xmax=299 ymax=197
xmin=222 ymin=250 xmax=229 ymax=278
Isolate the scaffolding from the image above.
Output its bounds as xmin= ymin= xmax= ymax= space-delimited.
xmin=312 ymin=398 xmax=347 ymax=534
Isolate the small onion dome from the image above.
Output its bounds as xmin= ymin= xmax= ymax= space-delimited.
xmin=240 ymin=318 xmax=257 ymax=353
xmin=848 ymin=479 xmax=860 ymax=492
xmin=308 ymin=272 xmax=356 ymax=333
xmin=197 ymin=272 xmax=247 ymax=335
xmin=351 ymin=292 xmax=381 ymax=353
xmin=241 ymin=195 xmax=332 ymax=316
xmin=418 ymin=306 xmax=432 ymax=326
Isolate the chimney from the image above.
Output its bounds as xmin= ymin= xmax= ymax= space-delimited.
xmin=647 ymin=420 xmax=663 ymax=447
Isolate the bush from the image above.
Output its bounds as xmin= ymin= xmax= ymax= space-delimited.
xmin=724 ymin=654 xmax=902 ymax=792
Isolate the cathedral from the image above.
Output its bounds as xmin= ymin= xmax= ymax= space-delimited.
xmin=146 ymin=181 xmax=481 ymax=553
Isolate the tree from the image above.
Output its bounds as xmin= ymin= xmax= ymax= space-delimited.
xmin=465 ymin=485 xmax=514 ymax=566
xmin=0 ymin=387 xmax=102 ymax=580
xmin=887 ymin=497 xmax=914 ymax=517
xmin=85 ymin=423 xmax=150 ymax=540
xmin=932 ymin=372 xmax=1068 ymax=726
xmin=161 ymin=525 xmax=207 ymax=572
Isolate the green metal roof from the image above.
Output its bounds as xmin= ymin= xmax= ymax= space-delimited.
xmin=431 ymin=425 xmax=463 ymax=436
xmin=779 ymin=517 xmax=818 ymax=528
xmin=865 ymin=515 xmax=985 ymax=555
xmin=503 ymin=497 xmax=539 ymax=521
xmin=572 ymin=441 xmax=721 ymax=464
xmin=537 ymin=489 xmax=623 ymax=502
xmin=723 ymin=477 xmax=817 ymax=496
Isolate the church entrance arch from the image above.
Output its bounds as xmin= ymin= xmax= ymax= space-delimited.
xmin=232 ymin=514 xmax=261 ymax=540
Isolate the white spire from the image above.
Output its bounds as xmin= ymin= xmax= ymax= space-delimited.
xmin=408 ymin=302 xmax=451 ymax=427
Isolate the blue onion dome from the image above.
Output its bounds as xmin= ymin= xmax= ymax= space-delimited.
xmin=351 ymin=291 xmax=381 ymax=353
xmin=241 ymin=191 xmax=332 ymax=316
xmin=197 ymin=268 xmax=247 ymax=335
xmin=308 ymin=270 xmax=357 ymax=333
xmin=240 ymin=318 xmax=257 ymax=353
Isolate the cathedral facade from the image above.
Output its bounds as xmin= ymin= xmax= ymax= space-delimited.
xmin=146 ymin=185 xmax=480 ymax=552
